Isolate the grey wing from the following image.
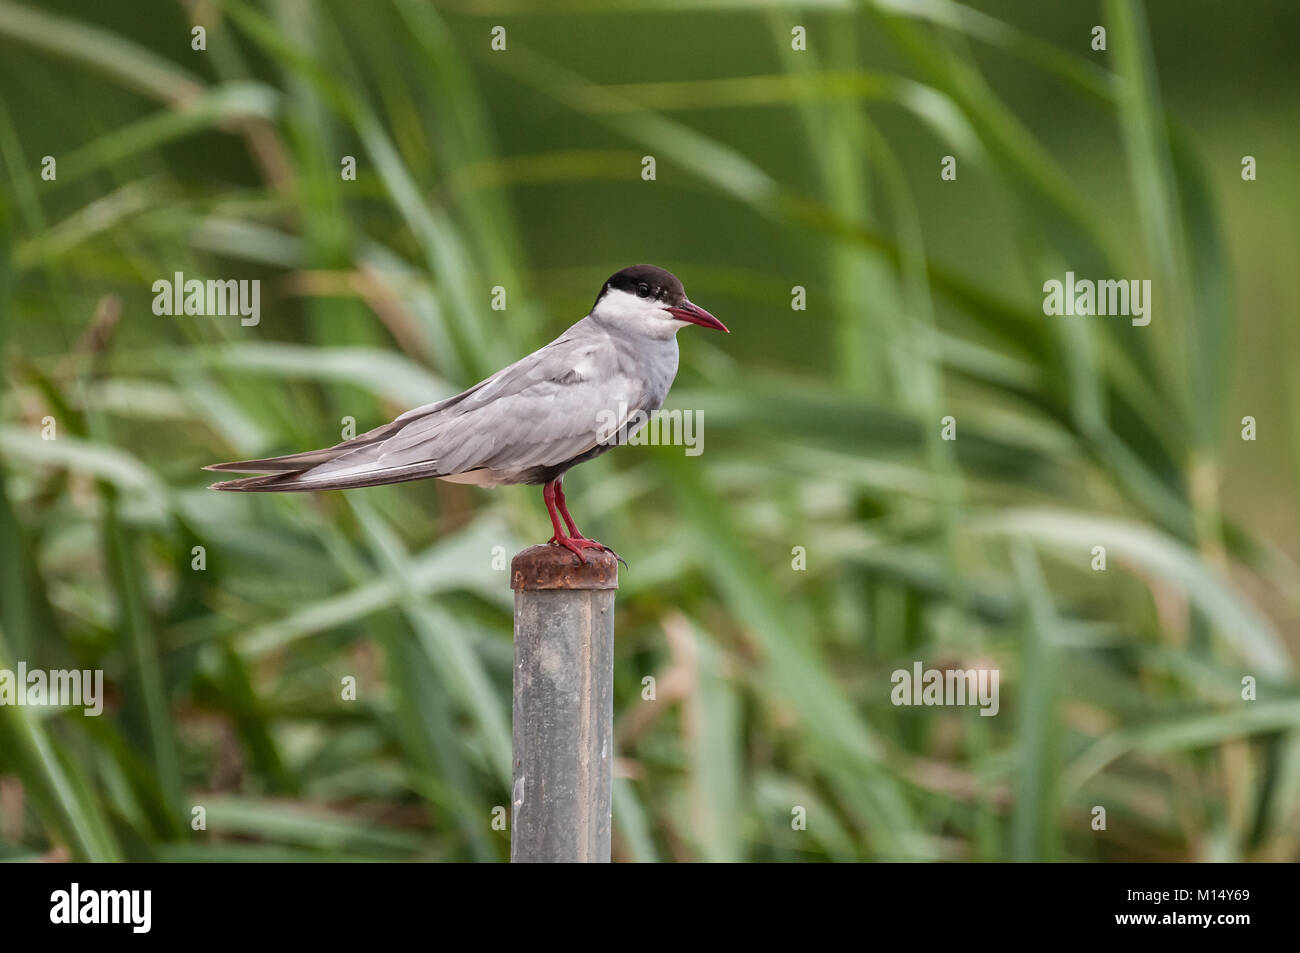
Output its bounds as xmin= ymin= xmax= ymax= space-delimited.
xmin=210 ymin=322 xmax=648 ymax=492
xmin=344 ymin=332 xmax=650 ymax=482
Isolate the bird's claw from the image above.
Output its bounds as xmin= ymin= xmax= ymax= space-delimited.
xmin=548 ymin=534 xmax=625 ymax=568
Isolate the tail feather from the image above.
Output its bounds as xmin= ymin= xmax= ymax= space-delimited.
xmin=205 ymin=400 xmax=468 ymax=493
xmin=208 ymin=472 xmax=305 ymax=492
xmin=203 ymin=448 xmax=343 ymax=473
xmin=205 ymin=416 xmax=406 ymax=476
xmin=208 ymin=460 xmax=463 ymax=493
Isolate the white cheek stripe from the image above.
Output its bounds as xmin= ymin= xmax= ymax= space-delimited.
xmin=592 ymin=288 xmax=680 ymax=338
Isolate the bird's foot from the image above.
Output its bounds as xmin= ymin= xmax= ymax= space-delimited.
xmin=548 ymin=534 xmax=626 ymax=567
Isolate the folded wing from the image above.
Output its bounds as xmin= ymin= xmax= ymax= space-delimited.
xmin=207 ymin=322 xmax=648 ymax=492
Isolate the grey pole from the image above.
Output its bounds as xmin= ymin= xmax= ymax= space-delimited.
xmin=510 ymin=544 xmax=618 ymax=863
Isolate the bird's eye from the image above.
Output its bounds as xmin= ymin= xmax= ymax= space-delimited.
xmin=637 ymin=283 xmax=650 ymax=298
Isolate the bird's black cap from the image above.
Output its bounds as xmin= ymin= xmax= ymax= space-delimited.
xmin=597 ymin=264 xmax=686 ymax=309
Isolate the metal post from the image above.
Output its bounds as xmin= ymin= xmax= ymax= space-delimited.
xmin=510 ymin=544 xmax=618 ymax=863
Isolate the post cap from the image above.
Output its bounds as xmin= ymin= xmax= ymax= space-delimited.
xmin=511 ymin=544 xmax=619 ymax=591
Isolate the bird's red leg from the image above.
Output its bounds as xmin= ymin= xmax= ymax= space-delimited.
xmin=552 ymin=481 xmax=583 ymax=539
xmin=543 ymin=480 xmax=618 ymax=564
xmin=542 ymin=480 xmax=568 ymax=542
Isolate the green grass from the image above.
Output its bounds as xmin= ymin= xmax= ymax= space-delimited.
xmin=0 ymin=0 xmax=1297 ymax=862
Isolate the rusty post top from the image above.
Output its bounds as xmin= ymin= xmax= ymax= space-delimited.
xmin=510 ymin=544 xmax=619 ymax=591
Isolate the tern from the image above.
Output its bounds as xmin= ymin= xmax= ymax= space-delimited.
xmin=206 ymin=265 xmax=728 ymax=561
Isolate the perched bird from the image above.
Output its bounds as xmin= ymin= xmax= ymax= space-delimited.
xmin=206 ymin=265 xmax=727 ymax=561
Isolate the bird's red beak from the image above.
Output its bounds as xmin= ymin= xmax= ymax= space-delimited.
xmin=666 ymin=299 xmax=728 ymax=333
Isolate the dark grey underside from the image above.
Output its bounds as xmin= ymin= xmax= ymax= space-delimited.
xmin=516 ymin=441 xmax=618 ymax=486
